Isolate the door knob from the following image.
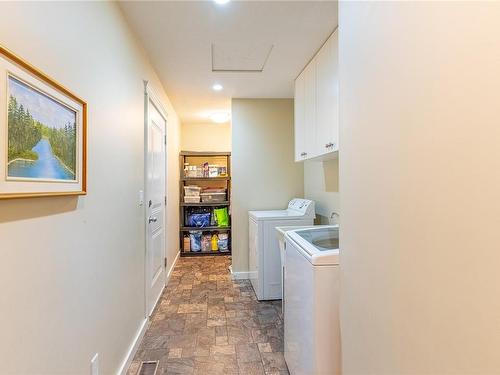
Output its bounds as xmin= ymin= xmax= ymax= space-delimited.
xmin=149 ymin=217 xmax=157 ymax=223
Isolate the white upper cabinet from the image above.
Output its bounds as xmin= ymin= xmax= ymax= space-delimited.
xmin=294 ymin=69 xmax=306 ymax=161
xmin=294 ymin=29 xmax=339 ymax=161
xmin=316 ymin=31 xmax=338 ymax=154
xmin=304 ymin=60 xmax=317 ymax=159
xmin=294 ymin=61 xmax=317 ymax=161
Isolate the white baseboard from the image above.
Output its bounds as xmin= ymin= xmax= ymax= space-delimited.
xmin=229 ymin=265 xmax=250 ymax=280
xmin=117 ymin=317 xmax=149 ymax=375
xmin=117 ymin=252 xmax=180 ymax=375
xmin=167 ymin=251 xmax=180 ymax=280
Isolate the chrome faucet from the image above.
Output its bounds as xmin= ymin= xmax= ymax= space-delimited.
xmin=330 ymin=211 xmax=340 ymax=225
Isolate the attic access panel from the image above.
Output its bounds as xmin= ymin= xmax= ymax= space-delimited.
xmin=211 ymin=42 xmax=273 ymax=72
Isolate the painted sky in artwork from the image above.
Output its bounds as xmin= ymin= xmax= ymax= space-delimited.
xmin=8 ymin=76 xmax=76 ymax=130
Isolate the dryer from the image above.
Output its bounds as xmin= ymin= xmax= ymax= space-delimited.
xmin=248 ymin=198 xmax=315 ymax=300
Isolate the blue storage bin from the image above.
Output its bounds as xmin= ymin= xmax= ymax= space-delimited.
xmin=187 ymin=213 xmax=210 ymax=228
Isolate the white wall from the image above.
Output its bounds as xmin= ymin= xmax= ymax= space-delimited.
xmin=340 ymin=2 xmax=500 ymax=374
xmin=0 ymin=2 xmax=180 ymax=374
xmin=181 ymin=122 xmax=231 ymax=152
xmin=231 ymin=99 xmax=304 ymax=272
xmin=304 ymin=158 xmax=339 ymax=223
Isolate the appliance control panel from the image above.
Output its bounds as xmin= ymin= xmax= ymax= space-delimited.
xmin=288 ymin=198 xmax=315 ymax=217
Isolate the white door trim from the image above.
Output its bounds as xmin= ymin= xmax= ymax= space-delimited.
xmin=143 ymin=80 xmax=168 ymax=318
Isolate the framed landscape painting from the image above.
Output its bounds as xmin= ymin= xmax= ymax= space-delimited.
xmin=0 ymin=45 xmax=86 ymax=199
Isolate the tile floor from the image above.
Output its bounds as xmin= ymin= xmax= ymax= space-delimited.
xmin=127 ymin=256 xmax=289 ymax=375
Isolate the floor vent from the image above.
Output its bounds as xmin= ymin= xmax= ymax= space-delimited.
xmin=137 ymin=361 xmax=158 ymax=375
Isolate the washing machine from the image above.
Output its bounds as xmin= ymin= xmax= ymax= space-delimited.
xmin=284 ymin=225 xmax=340 ymax=375
xmin=248 ymin=198 xmax=315 ymax=300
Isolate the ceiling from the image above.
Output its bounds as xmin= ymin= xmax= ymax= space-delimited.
xmin=119 ymin=1 xmax=338 ymax=124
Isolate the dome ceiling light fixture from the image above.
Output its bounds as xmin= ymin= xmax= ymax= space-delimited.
xmin=209 ymin=112 xmax=230 ymax=124
xmin=212 ymin=83 xmax=223 ymax=91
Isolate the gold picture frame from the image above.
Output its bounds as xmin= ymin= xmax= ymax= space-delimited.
xmin=0 ymin=45 xmax=87 ymax=199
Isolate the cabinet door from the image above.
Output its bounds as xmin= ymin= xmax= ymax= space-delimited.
xmin=294 ymin=72 xmax=306 ymax=162
xmin=304 ymin=61 xmax=317 ymax=159
xmin=315 ymin=30 xmax=339 ymax=154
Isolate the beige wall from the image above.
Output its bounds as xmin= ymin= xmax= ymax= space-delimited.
xmin=181 ymin=122 xmax=231 ymax=152
xmin=340 ymin=2 xmax=500 ymax=374
xmin=0 ymin=2 xmax=180 ymax=374
xmin=231 ymin=99 xmax=304 ymax=272
xmin=304 ymin=158 xmax=339 ymax=223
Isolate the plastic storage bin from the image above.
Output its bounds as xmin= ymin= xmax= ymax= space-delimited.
xmin=184 ymin=186 xmax=201 ymax=196
xmin=203 ymin=187 xmax=226 ymax=193
xmin=218 ymin=233 xmax=229 ymax=252
xmin=184 ymin=196 xmax=201 ymax=203
xmin=201 ymin=234 xmax=212 ymax=252
xmin=189 ymin=231 xmax=202 ymax=252
xmin=187 ymin=213 xmax=211 ymax=228
xmin=200 ymin=192 xmax=226 ymax=203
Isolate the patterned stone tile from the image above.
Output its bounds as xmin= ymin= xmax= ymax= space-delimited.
xmin=193 ymin=354 xmax=239 ymax=375
xmin=210 ymin=344 xmax=236 ymax=355
xmin=261 ymin=352 xmax=288 ymax=373
xmin=168 ymin=348 xmax=182 ymax=359
xmin=257 ymin=342 xmax=273 ymax=353
xmin=127 ymin=256 xmax=289 ymax=375
xmin=216 ymin=335 xmax=229 ymax=345
xmin=235 ymin=343 xmax=261 ymax=363
xmin=163 ymin=357 xmax=195 ymax=374
xmin=215 ymin=325 xmax=228 ymax=337
xmin=177 ymin=303 xmax=207 ymax=314
xmin=238 ymin=360 xmax=266 ymax=375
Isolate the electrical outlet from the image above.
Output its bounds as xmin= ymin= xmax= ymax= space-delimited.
xmin=90 ymin=353 xmax=99 ymax=375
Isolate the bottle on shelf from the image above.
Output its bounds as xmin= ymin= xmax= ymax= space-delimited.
xmin=211 ymin=234 xmax=219 ymax=251
xmin=183 ymin=235 xmax=191 ymax=252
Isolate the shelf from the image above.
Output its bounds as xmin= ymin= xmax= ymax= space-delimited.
xmin=181 ymin=201 xmax=230 ymax=207
xmin=181 ymin=226 xmax=231 ymax=232
xmin=180 ymin=250 xmax=231 ymax=257
xmin=180 ymin=151 xmax=231 ymax=258
xmin=181 ymin=151 xmax=231 ymax=157
xmin=182 ymin=177 xmax=230 ymax=181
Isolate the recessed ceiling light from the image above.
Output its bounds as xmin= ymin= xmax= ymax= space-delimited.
xmin=209 ymin=112 xmax=230 ymax=124
xmin=212 ymin=84 xmax=223 ymax=91
xmin=214 ymin=0 xmax=230 ymax=4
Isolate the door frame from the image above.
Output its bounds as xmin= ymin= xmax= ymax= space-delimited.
xmin=143 ymin=80 xmax=168 ymax=318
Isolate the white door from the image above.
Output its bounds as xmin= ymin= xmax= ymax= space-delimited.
xmin=145 ymin=89 xmax=167 ymax=317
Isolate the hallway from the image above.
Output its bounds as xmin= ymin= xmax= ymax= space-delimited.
xmin=127 ymin=257 xmax=288 ymax=375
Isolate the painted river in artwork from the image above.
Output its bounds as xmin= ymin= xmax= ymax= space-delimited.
xmin=8 ymin=138 xmax=75 ymax=180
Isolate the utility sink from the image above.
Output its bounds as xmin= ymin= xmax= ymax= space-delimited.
xmin=313 ymin=236 xmax=339 ymax=250
xmin=296 ymin=226 xmax=340 ymax=252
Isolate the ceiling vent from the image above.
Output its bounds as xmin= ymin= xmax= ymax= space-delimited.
xmin=211 ymin=42 xmax=273 ymax=72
